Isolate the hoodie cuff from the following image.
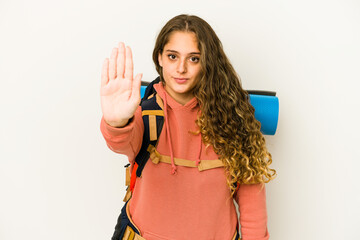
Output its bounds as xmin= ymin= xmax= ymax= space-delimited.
xmin=100 ymin=116 xmax=135 ymax=138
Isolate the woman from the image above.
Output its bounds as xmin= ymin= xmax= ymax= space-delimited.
xmin=100 ymin=14 xmax=276 ymax=240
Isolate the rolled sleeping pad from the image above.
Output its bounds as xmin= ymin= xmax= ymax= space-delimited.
xmin=140 ymin=84 xmax=147 ymax=102
xmin=140 ymin=82 xmax=279 ymax=135
xmin=247 ymin=90 xmax=279 ymax=135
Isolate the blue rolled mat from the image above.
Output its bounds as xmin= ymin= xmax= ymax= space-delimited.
xmin=140 ymin=85 xmax=146 ymax=101
xmin=249 ymin=93 xmax=279 ymax=135
xmin=140 ymin=85 xmax=279 ymax=135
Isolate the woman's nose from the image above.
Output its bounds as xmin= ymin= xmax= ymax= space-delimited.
xmin=176 ymin=59 xmax=187 ymax=73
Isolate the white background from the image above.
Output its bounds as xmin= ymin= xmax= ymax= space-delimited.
xmin=1 ymin=0 xmax=359 ymax=239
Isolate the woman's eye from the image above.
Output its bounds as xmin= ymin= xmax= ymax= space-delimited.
xmin=190 ymin=56 xmax=200 ymax=63
xmin=168 ymin=54 xmax=176 ymax=60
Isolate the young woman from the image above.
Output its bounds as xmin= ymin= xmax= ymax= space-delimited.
xmin=100 ymin=14 xmax=276 ymax=240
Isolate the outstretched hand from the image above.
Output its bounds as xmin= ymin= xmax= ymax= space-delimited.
xmin=100 ymin=42 xmax=142 ymax=127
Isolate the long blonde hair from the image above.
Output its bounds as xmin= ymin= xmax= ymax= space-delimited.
xmin=153 ymin=14 xmax=276 ymax=197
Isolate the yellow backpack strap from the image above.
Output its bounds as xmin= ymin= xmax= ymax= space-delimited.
xmin=147 ymin=145 xmax=224 ymax=171
xmin=123 ymin=164 xmax=132 ymax=202
xmin=123 ymin=188 xmax=132 ymax=202
xmin=142 ymin=110 xmax=164 ymax=141
xmin=155 ymin=93 xmax=164 ymax=109
xmin=125 ymin=164 xmax=131 ymax=186
xmin=142 ymin=95 xmax=164 ymax=141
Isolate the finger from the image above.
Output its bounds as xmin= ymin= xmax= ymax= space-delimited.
xmin=124 ymin=46 xmax=133 ymax=81
xmin=131 ymin=73 xmax=142 ymax=102
xmin=117 ymin=42 xmax=125 ymax=79
xmin=109 ymin=47 xmax=118 ymax=80
xmin=101 ymin=58 xmax=109 ymax=87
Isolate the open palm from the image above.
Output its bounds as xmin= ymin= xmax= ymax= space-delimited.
xmin=100 ymin=42 xmax=142 ymax=127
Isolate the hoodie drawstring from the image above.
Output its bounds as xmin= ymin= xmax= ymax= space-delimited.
xmin=163 ymin=93 xmax=177 ymax=174
xmin=161 ymin=85 xmax=202 ymax=174
xmin=196 ymin=132 xmax=202 ymax=166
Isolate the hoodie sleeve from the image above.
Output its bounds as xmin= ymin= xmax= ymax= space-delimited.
xmin=100 ymin=106 xmax=144 ymax=164
xmin=235 ymin=183 xmax=270 ymax=240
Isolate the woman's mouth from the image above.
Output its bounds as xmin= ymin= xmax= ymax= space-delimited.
xmin=174 ymin=77 xmax=189 ymax=84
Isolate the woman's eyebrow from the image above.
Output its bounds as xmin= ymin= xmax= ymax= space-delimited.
xmin=165 ymin=49 xmax=201 ymax=55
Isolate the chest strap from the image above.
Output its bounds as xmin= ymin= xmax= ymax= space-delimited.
xmin=147 ymin=145 xmax=224 ymax=171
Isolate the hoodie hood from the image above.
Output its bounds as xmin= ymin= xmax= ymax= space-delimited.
xmin=153 ymin=82 xmax=199 ymax=110
xmin=153 ymin=82 xmax=202 ymax=174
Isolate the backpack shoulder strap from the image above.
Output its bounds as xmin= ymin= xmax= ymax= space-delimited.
xmin=125 ymin=77 xmax=165 ymax=200
xmin=134 ymin=90 xmax=164 ymax=178
xmin=141 ymin=76 xmax=161 ymax=104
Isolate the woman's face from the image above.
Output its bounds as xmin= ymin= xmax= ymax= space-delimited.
xmin=158 ymin=31 xmax=202 ymax=105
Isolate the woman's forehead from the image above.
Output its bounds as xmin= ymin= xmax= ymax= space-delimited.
xmin=164 ymin=31 xmax=200 ymax=54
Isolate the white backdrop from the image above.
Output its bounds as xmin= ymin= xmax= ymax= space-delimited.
xmin=1 ymin=0 xmax=359 ymax=239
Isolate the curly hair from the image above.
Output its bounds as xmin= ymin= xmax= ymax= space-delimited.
xmin=153 ymin=14 xmax=276 ymax=197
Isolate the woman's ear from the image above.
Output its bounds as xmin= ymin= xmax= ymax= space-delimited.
xmin=158 ymin=53 xmax=163 ymax=67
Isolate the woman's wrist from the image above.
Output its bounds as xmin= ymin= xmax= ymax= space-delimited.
xmin=105 ymin=118 xmax=130 ymax=128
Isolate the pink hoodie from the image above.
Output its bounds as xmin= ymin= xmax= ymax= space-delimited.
xmin=100 ymin=82 xmax=269 ymax=240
